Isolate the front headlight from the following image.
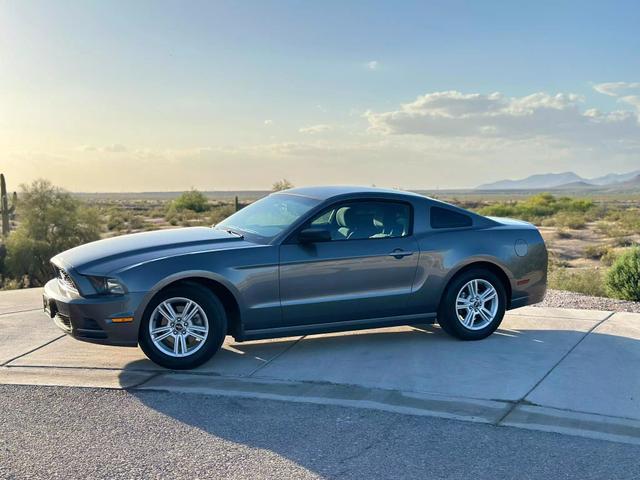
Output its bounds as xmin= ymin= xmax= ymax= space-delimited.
xmin=86 ymin=276 xmax=126 ymax=295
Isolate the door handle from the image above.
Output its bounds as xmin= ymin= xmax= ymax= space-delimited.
xmin=389 ymin=249 xmax=414 ymax=259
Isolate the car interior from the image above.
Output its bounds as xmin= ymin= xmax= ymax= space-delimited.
xmin=310 ymin=201 xmax=410 ymax=240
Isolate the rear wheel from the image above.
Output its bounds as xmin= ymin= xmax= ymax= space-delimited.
xmin=437 ymin=269 xmax=506 ymax=340
xmin=139 ymin=284 xmax=227 ymax=369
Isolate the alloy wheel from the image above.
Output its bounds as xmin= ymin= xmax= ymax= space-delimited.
xmin=149 ymin=297 xmax=210 ymax=357
xmin=455 ymin=279 xmax=499 ymax=330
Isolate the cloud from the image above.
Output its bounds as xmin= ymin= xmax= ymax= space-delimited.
xmin=8 ymin=86 xmax=640 ymax=192
xmin=75 ymin=145 xmax=97 ymax=152
xmin=593 ymin=82 xmax=640 ymax=111
xmin=365 ymin=90 xmax=640 ymax=143
xmin=264 ymin=119 xmax=274 ymax=126
xmin=620 ymin=96 xmax=640 ymax=110
xmin=299 ymin=124 xmax=333 ymax=134
xmin=593 ymin=82 xmax=640 ymax=97
xmin=75 ymin=144 xmax=128 ymax=153
xmin=366 ymin=60 xmax=379 ymax=70
xmin=6 ymin=127 xmax=639 ymax=192
xmin=103 ymin=144 xmax=128 ymax=153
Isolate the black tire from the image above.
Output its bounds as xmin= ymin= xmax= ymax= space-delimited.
xmin=437 ymin=268 xmax=506 ymax=340
xmin=139 ymin=283 xmax=227 ymax=369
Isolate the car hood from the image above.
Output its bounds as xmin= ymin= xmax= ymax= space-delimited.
xmin=52 ymin=227 xmax=250 ymax=275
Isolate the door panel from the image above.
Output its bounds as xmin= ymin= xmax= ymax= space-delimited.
xmin=279 ymin=236 xmax=419 ymax=326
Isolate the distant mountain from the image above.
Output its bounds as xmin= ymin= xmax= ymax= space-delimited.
xmin=587 ymin=170 xmax=640 ymax=186
xmin=476 ymin=172 xmax=582 ymax=190
xmin=477 ymin=169 xmax=640 ymax=191
xmin=550 ymin=180 xmax=596 ymax=190
xmin=608 ymin=174 xmax=640 ymax=190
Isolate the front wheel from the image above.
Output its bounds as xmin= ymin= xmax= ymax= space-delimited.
xmin=139 ymin=284 xmax=227 ymax=369
xmin=437 ymin=269 xmax=506 ymax=340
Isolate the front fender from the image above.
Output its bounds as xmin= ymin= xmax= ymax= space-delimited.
xmin=118 ymin=245 xmax=280 ymax=333
xmin=132 ymin=270 xmax=244 ymax=325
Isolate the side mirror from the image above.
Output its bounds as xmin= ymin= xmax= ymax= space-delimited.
xmin=298 ymin=228 xmax=331 ymax=243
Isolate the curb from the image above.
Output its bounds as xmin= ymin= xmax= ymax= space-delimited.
xmin=502 ymin=404 xmax=640 ymax=446
xmin=135 ymin=373 xmax=512 ymax=424
xmin=2 ymin=366 xmax=639 ymax=445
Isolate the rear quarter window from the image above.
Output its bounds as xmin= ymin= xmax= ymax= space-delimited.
xmin=430 ymin=206 xmax=472 ymax=229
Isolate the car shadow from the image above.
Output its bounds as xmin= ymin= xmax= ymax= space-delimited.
xmin=116 ymin=322 xmax=640 ymax=475
xmin=120 ymin=323 xmax=473 ymax=374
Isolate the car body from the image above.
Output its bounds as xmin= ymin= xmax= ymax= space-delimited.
xmin=43 ymin=186 xmax=547 ymax=368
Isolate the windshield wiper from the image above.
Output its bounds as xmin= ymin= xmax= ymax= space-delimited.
xmin=224 ymin=228 xmax=244 ymax=239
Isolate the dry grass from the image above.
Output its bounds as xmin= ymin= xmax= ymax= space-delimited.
xmin=548 ymin=267 xmax=607 ymax=297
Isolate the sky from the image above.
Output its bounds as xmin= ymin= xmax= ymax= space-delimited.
xmin=1 ymin=0 xmax=639 ymax=192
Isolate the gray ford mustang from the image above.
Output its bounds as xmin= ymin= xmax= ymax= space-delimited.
xmin=43 ymin=186 xmax=547 ymax=369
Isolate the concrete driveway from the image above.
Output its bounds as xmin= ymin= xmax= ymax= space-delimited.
xmin=1 ymin=288 xmax=639 ymax=445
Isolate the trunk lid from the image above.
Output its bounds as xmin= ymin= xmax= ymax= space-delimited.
xmin=486 ymin=216 xmax=536 ymax=229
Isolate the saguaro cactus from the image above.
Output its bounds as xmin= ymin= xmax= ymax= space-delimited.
xmin=1 ymin=174 xmax=15 ymax=236
xmin=234 ymin=195 xmax=240 ymax=212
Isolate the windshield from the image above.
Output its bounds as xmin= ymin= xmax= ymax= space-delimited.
xmin=216 ymin=193 xmax=320 ymax=241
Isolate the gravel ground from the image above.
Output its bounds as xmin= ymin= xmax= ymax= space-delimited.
xmin=534 ymin=289 xmax=640 ymax=313
xmin=2 ymin=385 xmax=640 ymax=480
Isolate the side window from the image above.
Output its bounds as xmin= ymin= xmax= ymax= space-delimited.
xmin=430 ymin=206 xmax=472 ymax=229
xmin=307 ymin=201 xmax=411 ymax=240
xmin=310 ymin=210 xmax=333 ymax=226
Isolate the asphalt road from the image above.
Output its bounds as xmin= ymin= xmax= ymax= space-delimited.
xmin=1 ymin=385 xmax=639 ymax=480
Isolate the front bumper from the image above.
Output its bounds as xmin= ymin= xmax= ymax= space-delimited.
xmin=43 ymin=279 xmax=146 ymax=347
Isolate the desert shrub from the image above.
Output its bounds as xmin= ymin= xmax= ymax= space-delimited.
xmin=596 ymin=221 xmax=631 ymax=238
xmin=605 ymin=247 xmax=640 ymax=301
xmin=553 ymin=212 xmax=587 ymax=229
xmin=595 ymin=221 xmax=614 ymax=236
xmin=605 ymin=208 xmax=640 ymax=228
xmin=210 ymin=204 xmax=236 ymax=225
xmin=165 ymin=204 xmax=179 ymax=224
xmin=584 ymin=244 xmax=611 ymax=260
xmin=0 ymin=242 xmax=6 ymax=275
xmin=4 ymin=180 xmax=101 ymax=286
xmin=547 ymin=253 xmax=570 ymax=270
xmin=165 ymin=190 xmax=212 ymax=226
xmin=148 ymin=206 xmax=166 ymax=218
xmin=272 ymin=179 xmax=294 ymax=192
xmin=1 ymin=277 xmax=22 ymax=290
xmin=455 ymin=199 xmax=483 ymax=210
xmin=165 ymin=203 xmax=211 ymax=227
xmin=601 ymin=248 xmax=620 ymax=267
xmin=106 ymin=207 xmax=148 ymax=233
xmin=129 ymin=215 xmax=146 ymax=230
xmin=544 ymin=211 xmax=587 ymax=229
xmin=106 ymin=213 xmax=125 ymax=231
xmin=477 ymin=193 xmax=594 ymax=224
xmin=477 ymin=203 xmax=518 ymax=218
xmin=540 ymin=217 xmax=556 ymax=227
xmin=597 ymin=209 xmax=640 ymax=237
xmin=549 ymin=267 xmax=607 ymax=297
xmin=612 ymin=237 xmax=636 ymax=248
xmin=172 ymin=189 xmax=210 ymax=213
xmin=584 ymin=204 xmax=608 ymax=221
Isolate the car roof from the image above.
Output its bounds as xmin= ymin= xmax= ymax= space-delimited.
xmin=278 ymin=185 xmax=427 ymax=201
